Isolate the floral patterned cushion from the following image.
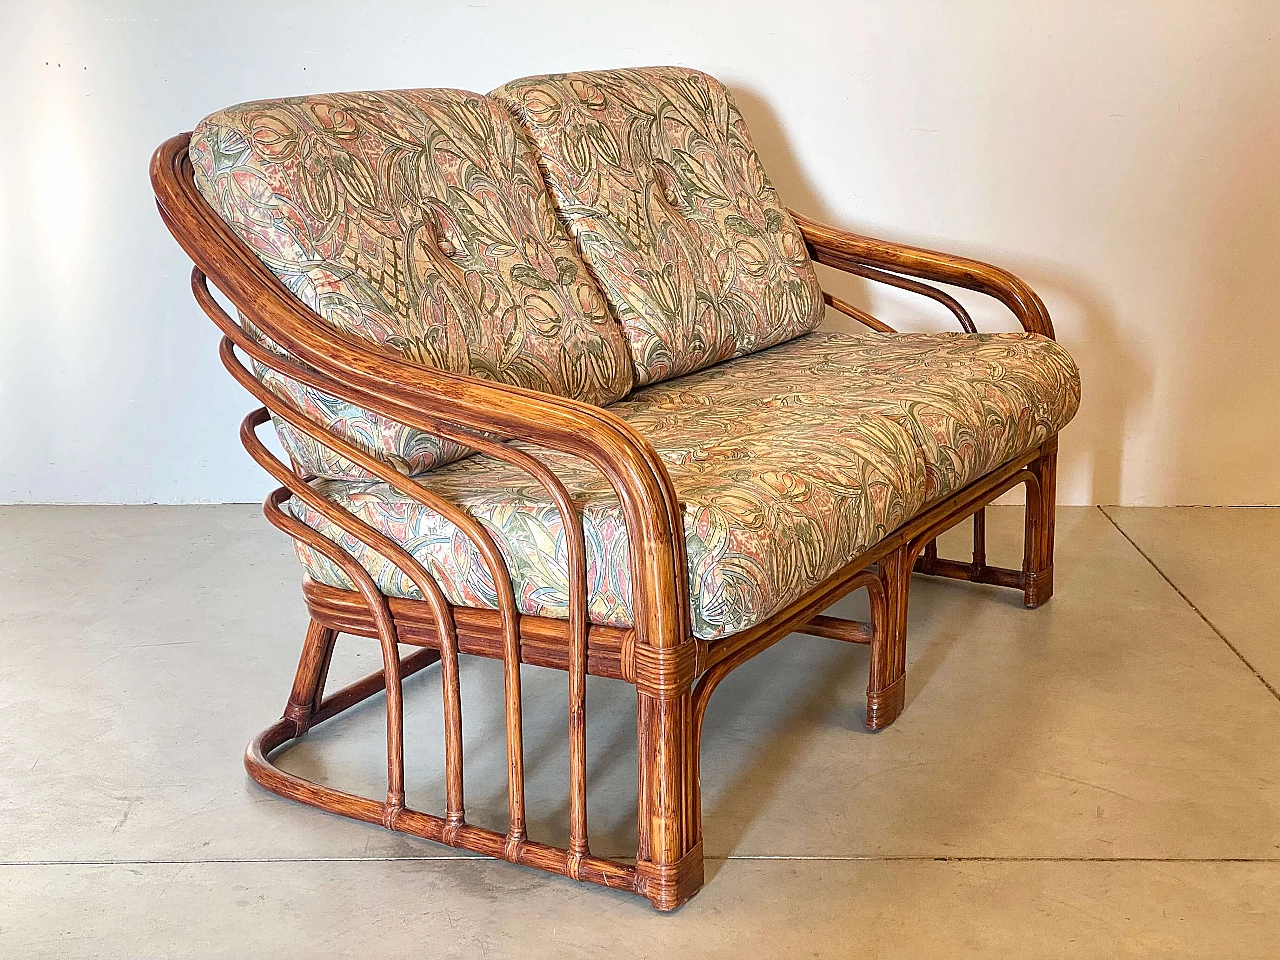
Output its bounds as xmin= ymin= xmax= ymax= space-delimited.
xmin=492 ymin=67 xmax=824 ymax=387
xmin=290 ymin=400 xmax=926 ymax=643
xmin=636 ymin=330 xmax=1082 ymax=502
xmin=288 ymin=330 xmax=1078 ymax=640
xmin=190 ymin=88 xmax=635 ymax=480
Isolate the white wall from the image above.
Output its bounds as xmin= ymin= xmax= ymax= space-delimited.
xmin=2 ymin=0 xmax=1277 ymax=505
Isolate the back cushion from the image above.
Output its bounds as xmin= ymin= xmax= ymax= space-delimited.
xmin=190 ymin=88 xmax=634 ymax=479
xmin=492 ymin=67 xmax=824 ymax=387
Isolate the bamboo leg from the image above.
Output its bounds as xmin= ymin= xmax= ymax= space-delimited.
xmin=310 ymin=629 xmax=338 ymax=713
xmin=923 ymin=538 xmax=938 ymax=565
xmin=971 ymin=508 xmax=987 ymax=573
xmin=868 ymin=544 xmax=911 ymax=730
xmin=283 ymin=619 xmax=338 ymax=735
xmin=1023 ymin=442 xmax=1058 ymax=608
xmin=636 ymin=686 xmax=703 ymax=911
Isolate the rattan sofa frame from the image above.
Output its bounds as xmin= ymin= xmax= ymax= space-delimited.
xmin=152 ymin=133 xmax=1061 ymax=911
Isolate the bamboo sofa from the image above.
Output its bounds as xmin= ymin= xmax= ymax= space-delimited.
xmin=150 ymin=67 xmax=1080 ymax=910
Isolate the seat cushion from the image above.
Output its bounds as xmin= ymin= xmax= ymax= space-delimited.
xmin=630 ymin=330 xmax=1082 ymax=501
xmin=289 ymin=399 xmax=927 ymax=642
xmin=190 ymin=88 xmax=634 ymax=480
xmin=288 ymin=328 xmax=1077 ymax=640
xmin=492 ymin=67 xmax=824 ymax=387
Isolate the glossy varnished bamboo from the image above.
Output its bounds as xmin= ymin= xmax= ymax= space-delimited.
xmin=152 ymin=130 xmax=1064 ymax=910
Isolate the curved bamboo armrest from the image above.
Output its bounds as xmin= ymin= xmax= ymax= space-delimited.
xmin=790 ymin=209 xmax=1055 ymax=339
xmin=150 ymin=133 xmax=692 ymax=651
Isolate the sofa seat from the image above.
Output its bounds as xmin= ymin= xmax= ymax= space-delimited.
xmin=632 ymin=330 xmax=1082 ymax=502
xmin=290 ymin=328 xmax=1078 ymax=641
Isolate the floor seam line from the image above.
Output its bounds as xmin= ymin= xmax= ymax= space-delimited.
xmin=718 ymin=856 xmax=1280 ymax=863
xmin=5 ymin=856 xmax=1280 ymax=867
xmin=1098 ymin=505 xmax=1280 ymax=704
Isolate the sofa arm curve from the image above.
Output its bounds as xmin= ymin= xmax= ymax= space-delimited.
xmin=151 ymin=133 xmax=692 ymax=652
xmin=789 ymin=210 xmax=1055 ymax=339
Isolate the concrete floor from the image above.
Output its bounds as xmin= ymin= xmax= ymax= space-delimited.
xmin=2 ymin=505 xmax=1278 ymax=957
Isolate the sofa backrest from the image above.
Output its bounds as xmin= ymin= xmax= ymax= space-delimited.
xmin=492 ymin=67 xmax=824 ymax=387
xmin=190 ymin=88 xmax=634 ymax=479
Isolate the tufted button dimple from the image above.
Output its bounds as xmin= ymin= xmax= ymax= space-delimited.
xmin=422 ymin=201 xmax=464 ymax=260
xmin=652 ymin=163 xmax=684 ymax=211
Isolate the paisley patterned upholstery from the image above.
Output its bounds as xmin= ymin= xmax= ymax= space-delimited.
xmin=492 ymin=67 xmax=824 ymax=387
xmin=289 ymin=329 xmax=1079 ymax=640
xmin=190 ymin=88 xmax=634 ymax=479
xmin=636 ymin=330 xmax=1082 ymax=502
xmin=187 ymin=77 xmax=1080 ymax=641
